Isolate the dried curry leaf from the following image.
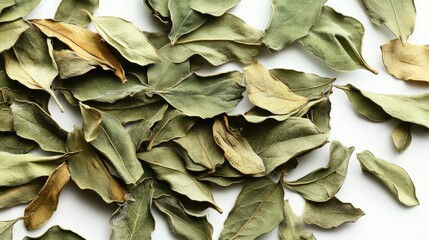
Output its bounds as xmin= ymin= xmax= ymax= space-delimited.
xmin=391 ymin=122 xmax=412 ymax=153
xmin=302 ymin=197 xmax=365 ymax=228
xmin=357 ymin=150 xmax=419 ymax=206
xmin=144 ymin=0 xmax=170 ymax=24
xmin=0 ymin=18 xmax=29 ymax=52
xmin=0 ymin=132 xmax=36 ymax=154
xmin=0 ymin=0 xmax=41 ymax=23
xmin=279 ymin=200 xmax=315 ymax=240
xmin=189 ymin=0 xmax=239 ymax=16
xmin=53 ymin=50 xmax=97 ymax=79
xmin=300 ymin=6 xmax=377 ymax=74
xmin=0 ymin=0 xmax=14 ymax=13
xmin=0 ymin=102 xmax=13 ymax=132
xmin=0 ymin=218 xmax=22 ymax=240
xmin=24 ymin=163 xmax=71 ymax=230
xmin=55 ymin=0 xmax=99 ymax=27
xmin=0 ymin=178 xmax=45 ymax=210
xmin=22 ymin=225 xmax=85 ymax=240
xmin=219 ymin=178 xmax=284 ymax=240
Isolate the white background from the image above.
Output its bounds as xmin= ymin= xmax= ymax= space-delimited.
xmin=2 ymin=0 xmax=429 ymax=239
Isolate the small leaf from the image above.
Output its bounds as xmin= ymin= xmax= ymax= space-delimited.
xmin=0 ymin=18 xmax=29 ymax=52
xmin=0 ymin=218 xmax=22 ymax=240
xmin=302 ymin=197 xmax=365 ymax=228
xmin=53 ymin=49 xmax=97 ymax=79
xmin=55 ymin=0 xmax=99 ymax=27
xmin=0 ymin=0 xmax=41 ymax=23
xmin=24 ymin=163 xmax=71 ymax=230
xmin=0 ymin=102 xmax=13 ymax=132
xmin=391 ymin=122 xmax=412 ymax=153
xmin=279 ymin=200 xmax=315 ymax=240
xmin=357 ymin=150 xmax=419 ymax=206
xmin=144 ymin=0 xmax=170 ymax=23
xmin=22 ymin=225 xmax=84 ymax=240
xmin=189 ymin=0 xmax=240 ymax=16
xmin=307 ymin=98 xmax=332 ymax=132
xmin=219 ymin=178 xmax=284 ymax=240
xmin=0 ymin=178 xmax=45 ymax=209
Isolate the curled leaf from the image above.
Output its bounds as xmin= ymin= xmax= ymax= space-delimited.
xmin=391 ymin=122 xmax=412 ymax=153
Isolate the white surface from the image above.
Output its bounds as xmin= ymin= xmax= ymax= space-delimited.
xmin=2 ymin=0 xmax=429 ymax=239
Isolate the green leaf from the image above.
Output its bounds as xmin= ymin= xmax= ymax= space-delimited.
xmin=219 ymin=178 xmax=284 ymax=240
xmin=80 ymin=103 xmax=144 ymax=185
xmin=154 ymin=194 xmax=213 ymax=240
xmin=144 ymin=0 xmax=170 ymax=24
xmin=300 ymin=6 xmax=377 ymax=74
xmin=11 ymin=101 xmax=68 ymax=153
xmin=284 ymin=141 xmax=354 ymax=202
xmin=361 ymin=0 xmax=415 ymax=43
xmin=357 ymin=150 xmax=419 ymax=206
xmin=213 ymin=116 xmax=264 ymax=175
xmin=147 ymin=54 xmax=191 ymax=91
xmin=137 ymin=147 xmax=221 ymax=212
xmin=244 ymin=117 xmax=329 ymax=175
xmin=0 ymin=19 xmax=29 ymax=52
xmin=0 ymin=218 xmax=22 ymax=240
xmin=189 ymin=0 xmax=240 ymax=16
xmin=53 ymin=50 xmax=97 ymax=79
xmin=22 ymin=225 xmax=85 ymax=240
xmin=0 ymin=132 xmax=36 ymax=154
xmin=55 ymin=0 xmax=99 ymax=27
xmin=302 ymin=197 xmax=365 ymax=228
xmin=279 ymin=200 xmax=315 ymax=240
xmin=0 ymin=0 xmax=15 ymax=13
xmin=263 ymin=0 xmax=325 ymax=50
xmin=0 ymin=178 xmax=45 ymax=209
xmin=0 ymin=0 xmax=41 ymax=23
xmin=110 ymin=178 xmax=155 ymax=240
xmin=391 ymin=122 xmax=412 ymax=153
xmin=0 ymin=102 xmax=13 ymax=132
xmin=88 ymin=13 xmax=162 ymax=66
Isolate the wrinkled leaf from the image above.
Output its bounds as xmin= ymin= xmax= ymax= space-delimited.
xmin=219 ymin=178 xmax=284 ymax=240
xmin=0 ymin=178 xmax=45 ymax=209
xmin=22 ymin=225 xmax=84 ymax=240
xmin=110 ymin=178 xmax=154 ymax=240
xmin=244 ymin=61 xmax=308 ymax=115
xmin=0 ymin=132 xmax=36 ymax=154
xmin=0 ymin=218 xmax=22 ymax=240
xmin=55 ymin=0 xmax=99 ymax=27
xmin=391 ymin=122 xmax=412 ymax=153
xmin=0 ymin=19 xmax=29 ymax=52
xmin=285 ymin=141 xmax=354 ymax=202
xmin=0 ymin=103 xmax=13 ymax=132
xmin=279 ymin=200 xmax=315 ymax=240
xmin=302 ymin=197 xmax=365 ymax=228
xmin=361 ymin=0 xmax=415 ymax=43
xmin=0 ymin=0 xmax=14 ymax=13
xmin=54 ymin=50 xmax=97 ymax=79
xmin=300 ymin=6 xmax=377 ymax=74
xmin=213 ymin=116 xmax=264 ymax=175
xmin=0 ymin=0 xmax=41 ymax=23
xmin=263 ymin=0 xmax=325 ymax=50
xmin=357 ymin=150 xmax=419 ymax=206
xmin=189 ymin=0 xmax=239 ymax=16
xmin=33 ymin=19 xmax=126 ymax=82
xmin=24 ymin=163 xmax=71 ymax=230
xmin=144 ymin=0 xmax=170 ymax=23
xmin=306 ymin=98 xmax=332 ymax=132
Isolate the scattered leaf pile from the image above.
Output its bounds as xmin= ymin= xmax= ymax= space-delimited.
xmin=0 ymin=0 xmax=424 ymax=239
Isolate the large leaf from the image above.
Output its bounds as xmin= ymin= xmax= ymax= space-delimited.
xmin=110 ymin=178 xmax=154 ymax=240
xmin=66 ymin=128 xmax=127 ymax=203
xmin=137 ymin=147 xmax=221 ymax=212
xmin=284 ymin=141 xmax=354 ymax=202
xmin=302 ymin=197 xmax=365 ymax=228
xmin=279 ymin=200 xmax=315 ymax=240
xmin=154 ymin=194 xmax=213 ymax=240
xmin=0 ymin=0 xmax=41 ymax=23
xmin=219 ymin=178 xmax=284 ymax=240
xmin=0 ymin=19 xmax=29 ymax=52
xmin=300 ymin=6 xmax=377 ymax=74
xmin=391 ymin=122 xmax=412 ymax=153
xmin=244 ymin=61 xmax=308 ymax=115
xmin=0 ymin=132 xmax=36 ymax=154
xmin=381 ymin=39 xmax=429 ymax=82
xmin=0 ymin=178 xmax=45 ymax=209
xmin=357 ymin=150 xmax=419 ymax=206
xmin=189 ymin=0 xmax=240 ymax=16
xmin=22 ymin=225 xmax=84 ymax=240
xmin=11 ymin=101 xmax=68 ymax=153
xmin=55 ymin=0 xmax=99 ymax=27
xmin=80 ymin=104 xmax=144 ymax=185
xmin=0 ymin=218 xmax=21 ymax=240
xmin=263 ymin=0 xmax=325 ymax=50
xmin=244 ymin=117 xmax=329 ymax=175
xmin=33 ymin=19 xmax=126 ymax=82
xmin=361 ymin=0 xmax=415 ymax=43
xmin=24 ymin=163 xmax=71 ymax=230
xmin=3 ymin=27 xmax=63 ymax=111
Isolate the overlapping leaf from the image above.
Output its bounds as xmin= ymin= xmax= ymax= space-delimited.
xmin=0 ymin=19 xmax=29 ymax=52
xmin=0 ymin=218 xmax=22 ymax=240
xmin=0 ymin=0 xmax=41 ymax=23
xmin=55 ymin=0 xmax=99 ymax=27
xmin=0 ymin=132 xmax=36 ymax=154
xmin=22 ymin=225 xmax=84 ymax=240
xmin=0 ymin=178 xmax=45 ymax=209
xmin=53 ymin=50 xmax=97 ymax=79
xmin=279 ymin=200 xmax=315 ymax=240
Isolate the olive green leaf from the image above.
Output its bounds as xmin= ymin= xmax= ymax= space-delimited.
xmin=168 ymin=0 xmax=207 ymax=44
xmin=243 ymin=117 xmax=329 ymax=175
xmin=336 ymin=84 xmax=391 ymax=122
xmin=300 ymin=6 xmax=377 ymax=74
xmin=33 ymin=19 xmax=126 ymax=82
xmin=189 ymin=0 xmax=239 ymax=16
xmin=284 ymin=141 xmax=354 ymax=202
xmin=244 ymin=61 xmax=308 ymax=115
xmin=147 ymin=54 xmax=191 ymax=91
xmin=11 ymin=101 xmax=68 ymax=153
xmin=24 ymin=163 xmax=71 ymax=230
xmin=144 ymin=0 xmax=170 ymax=24
xmin=0 ymin=103 xmax=13 ymax=132
xmin=66 ymin=128 xmax=127 ymax=203
xmin=263 ymin=0 xmax=325 ymax=50
xmin=160 ymin=14 xmax=263 ymax=66
xmin=54 ymin=50 xmax=97 ymax=79
xmin=357 ymin=150 xmax=419 ymax=206
xmin=361 ymin=0 xmax=415 ymax=44
xmin=87 ymin=13 xmax=162 ymax=66
xmin=306 ymin=98 xmax=332 ymax=132
xmin=0 ymin=218 xmax=22 ymax=240
xmin=391 ymin=122 xmax=412 ymax=153
xmin=381 ymin=39 xmax=429 ymax=82
xmin=55 ymin=0 xmax=99 ymax=27
xmin=0 ymin=0 xmax=41 ymax=23
xmin=137 ymin=147 xmax=221 ymax=212
xmin=0 ymin=178 xmax=45 ymax=209
xmin=219 ymin=178 xmax=284 ymax=240
xmin=0 ymin=0 xmax=14 ymax=13
xmin=80 ymin=103 xmax=144 ymax=185
xmin=213 ymin=116 xmax=265 ymax=175
xmin=110 ymin=178 xmax=154 ymax=240
xmin=0 ymin=19 xmax=29 ymax=52
xmin=22 ymin=225 xmax=85 ymax=240
xmin=154 ymin=194 xmax=213 ymax=240
xmin=0 ymin=132 xmax=36 ymax=154
xmin=174 ymin=120 xmax=225 ymax=173
xmin=154 ymin=71 xmax=245 ymax=118
xmin=302 ymin=197 xmax=365 ymax=228
xmin=146 ymin=108 xmax=196 ymax=150
xmin=3 ymin=27 xmax=64 ymax=111
xmin=279 ymin=200 xmax=315 ymax=240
